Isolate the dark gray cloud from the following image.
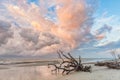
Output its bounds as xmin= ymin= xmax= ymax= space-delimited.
xmin=96 ymin=24 xmax=112 ymax=35
xmin=0 ymin=20 xmax=61 ymax=56
xmin=0 ymin=20 xmax=13 ymax=45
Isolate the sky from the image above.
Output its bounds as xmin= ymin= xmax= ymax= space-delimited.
xmin=0 ymin=0 xmax=120 ymax=58
xmin=93 ymin=0 xmax=119 ymax=43
xmin=97 ymin=0 xmax=120 ymax=16
xmin=79 ymin=0 xmax=120 ymax=58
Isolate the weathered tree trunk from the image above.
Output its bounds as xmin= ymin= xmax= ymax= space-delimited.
xmin=48 ymin=50 xmax=91 ymax=75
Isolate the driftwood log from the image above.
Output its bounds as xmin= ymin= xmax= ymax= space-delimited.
xmin=48 ymin=50 xmax=91 ymax=75
xmin=95 ymin=50 xmax=120 ymax=69
xmin=95 ymin=61 xmax=112 ymax=66
xmin=106 ymin=62 xmax=120 ymax=69
xmin=95 ymin=61 xmax=120 ymax=69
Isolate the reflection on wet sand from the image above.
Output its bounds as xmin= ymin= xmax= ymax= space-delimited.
xmin=0 ymin=66 xmax=57 ymax=80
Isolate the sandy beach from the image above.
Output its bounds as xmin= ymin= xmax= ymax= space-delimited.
xmin=0 ymin=64 xmax=120 ymax=80
xmin=57 ymin=65 xmax=120 ymax=80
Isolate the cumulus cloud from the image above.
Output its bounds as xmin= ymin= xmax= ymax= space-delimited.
xmin=0 ymin=0 xmax=100 ymax=56
xmin=0 ymin=24 xmax=61 ymax=55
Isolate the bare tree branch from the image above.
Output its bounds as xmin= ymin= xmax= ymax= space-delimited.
xmin=48 ymin=51 xmax=91 ymax=75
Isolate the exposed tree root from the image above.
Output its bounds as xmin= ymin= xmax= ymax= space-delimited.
xmin=48 ymin=50 xmax=91 ymax=75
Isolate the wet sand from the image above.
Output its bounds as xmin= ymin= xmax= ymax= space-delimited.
xmin=57 ymin=65 xmax=120 ymax=80
xmin=0 ymin=58 xmax=119 ymax=80
xmin=0 ymin=64 xmax=120 ymax=80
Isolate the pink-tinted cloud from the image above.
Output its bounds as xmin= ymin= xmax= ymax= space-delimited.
xmin=0 ymin=0 xmax=98 ymax=56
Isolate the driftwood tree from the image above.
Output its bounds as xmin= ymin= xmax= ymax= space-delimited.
xmin=48 ymin=50 xmax=91 ymax=75
xmin=118 ymin=54 xmax=120 ymax=59
xmin=111 ymin=50 xmax=118 ymax=63
xmin=95 ymin=50 xmax=120 ymax=69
